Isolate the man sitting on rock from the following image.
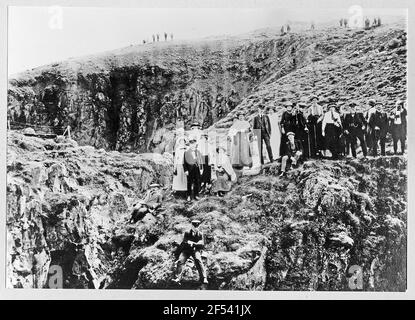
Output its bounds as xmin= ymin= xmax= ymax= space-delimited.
xmin=129 ymin=183 xmax=164 ymax=223
xmin=173 ymin=219 xmax=208 ymax=285
xmin=279 ymin=132 xmax=303 ymax=177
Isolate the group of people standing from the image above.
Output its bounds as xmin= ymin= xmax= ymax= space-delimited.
xmin=142 ymin=32 xmax=173 ymax=44
xmin=173 ymin=123 xmax=237 ymax=202
xmin=172 ymin=96 xmax=407 ymax=199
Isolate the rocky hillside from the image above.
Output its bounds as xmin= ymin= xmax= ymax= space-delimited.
xmin=7 ymin=132 xmax=406 ymax=290
xmin=216 ymin=24 xmax=407 ymax=128
xmin=8 ymin=22 xmax=407 ymax=152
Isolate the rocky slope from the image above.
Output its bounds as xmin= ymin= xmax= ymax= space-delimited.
xmin=7 ymin=132 xmax=173 ymax=288
xmin=216 ymin=24 xmax=407 ymax=128
xmin=8 ymin=22 xmax=407 ymax=152
xmin=7 ymin=132 xmax=407 ymax=290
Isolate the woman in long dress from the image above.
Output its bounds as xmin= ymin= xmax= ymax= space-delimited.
xmin=227 ymin=114 xmax=252 ymax=168
xmin=211 ymin=146 xmax=237 ymax=196
xmin=172 ymin=136 xmax=188 ymax=193
xmin=268 ymin=106 xmax=281 ymax=160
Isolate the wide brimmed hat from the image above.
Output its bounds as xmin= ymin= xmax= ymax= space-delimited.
xmin=190 ymin=121 xmax=201 ymax=127
xmin=310 ymin=94 xmax=318 ymax=101
xmin=191 ymin=219 xmax=201 ymax=226
xmin=149 ymin=183 xmax=161 ymax=188
xmin=286 ymin=131 xmax=295 ymax=137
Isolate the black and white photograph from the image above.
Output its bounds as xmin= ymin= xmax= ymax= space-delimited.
xmin=3 ymin=0 xmax=410 ymax=295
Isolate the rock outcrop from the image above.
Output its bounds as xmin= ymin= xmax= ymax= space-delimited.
xmin=6 ymin=132 xmax=407 ymax=290
xmin=7 ymin=132 xmax=173 ymax=288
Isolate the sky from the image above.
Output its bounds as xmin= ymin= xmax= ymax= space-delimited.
xmin=7 ymin=6 xmax=406 ymax=76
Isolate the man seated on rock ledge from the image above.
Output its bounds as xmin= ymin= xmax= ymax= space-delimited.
xmin=173 ymin=219 xmax=208 ymax=285
xmin=279 ymin=131 xmax=303 ymax=177
xmin=129 ymin=183 xmax=164 ymax=223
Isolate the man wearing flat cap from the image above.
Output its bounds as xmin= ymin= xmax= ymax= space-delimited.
xmin=280 ymin=131 xmax=303 ymax=176
xmin=307 ymin=95 xmax=324 ymax=158
xmin=322 ymin=104 xmax=342 ymax=159
xmin=184 ymin=136 xmax=204 ymax=201
xmin=390 ymin=99 xmax=407 ymax=155
xmin=253 ymin=102 xmax=273 ymax=165
xmin=365 ymin=99 xmax=377 ymax=152
xmin=293 ymin=102 xmax=309 ymax=159
xmin=173 ymin=219 xmax=208 ymax=285
xmin=279 ymin=100 xmax=296 ymax=156
xmin=343 ymin=102 xmax=368 ymax=158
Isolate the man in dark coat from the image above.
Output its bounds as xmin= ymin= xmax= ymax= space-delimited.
xmin=343 ymin=102 xmax=368 ymax=158
xmin=322 ymin=104 xmax=342 ymax=159
xmin=173 ymin=219 xmax=208 ymax=285
xmin=307 ymin=95 xmax=324 ymax=158
xmin=184 ymin=137 xmax=204 ymax=201
xmin=293 ymin=102 xmax=309 ymax=159
xmin=253 ymin=105 xmax=273 ymax=164
xmin=368 ymin=103 xmax=389 ymax=156
xmin=390 ymin=100 xmax=407 ymax=155
xmin=279 ymin=101 xmax=296 ymax=156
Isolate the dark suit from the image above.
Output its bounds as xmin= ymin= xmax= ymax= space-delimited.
xmin=279 ymin=111 xmax=296 ymax=156
xmin=253 ymin=114 xmax=273 ymax=164
xmin=390 ymin=107 xmax=407 ymax=154
xmin=370 ymin=111 xmax=389 ymax=156
xmin=184 ymin=149 xmax=203 ymax=198
xmin=293 ymin=112 xmax=309 ymax=159
xmin=344 ymin=112 xmax=368 ymax=158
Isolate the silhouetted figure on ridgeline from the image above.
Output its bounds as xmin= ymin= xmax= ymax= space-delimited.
xmin=156 ymin=34 xmax=160 ymax=42
xmin=164 ymin=32 xmax=167 ymax=41
xmin=344 ymin=18 xmax=348 ymax=28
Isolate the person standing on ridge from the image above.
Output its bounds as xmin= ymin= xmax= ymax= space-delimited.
xmin=164 ymin=32 xmax=167 ymax=41
xmin=152 ymin=34 xmax=155 ymax=42
xmin=279 ymin=100 xmax=296 ymax=157
xmin=371 ymin=102 xmax=389 ymax=156
xmin=306 ymin=95 xmax=324 ymax=158
xmin=322 ymin=104 xmax=342 ymax=159
xmin=156 ymin=34 xmax=160 ymax=41
xmin=343 ymin=102 xmax=368 ymax=159
xmin=293 ymin=102 xmax=309 ymax=159
xmin=184 ymin=136 xmax=203 ymax=201
xmin=253 ymin=103 xmax=273 ymax=165
xmin=390 ymin=100 xmax=407 ymax=155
